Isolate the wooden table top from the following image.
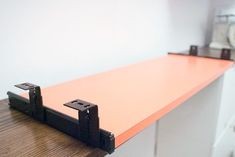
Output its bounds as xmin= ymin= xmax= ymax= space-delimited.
xmin=0 ymin=99 xmax=106 ymax=157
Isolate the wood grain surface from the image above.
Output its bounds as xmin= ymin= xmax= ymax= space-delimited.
xmin=0 ymin=99 xmax=107 ymax=157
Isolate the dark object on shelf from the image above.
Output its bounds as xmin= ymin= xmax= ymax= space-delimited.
xmin=7 ymin=83 xmax=115 ymax=154
xmin=168 ymin=45 xmax=233 ymax=61
xmin=189 ymin=45 xmax=198 ymax=56
xmin=221 ymin=48 xmax=231 ymax=60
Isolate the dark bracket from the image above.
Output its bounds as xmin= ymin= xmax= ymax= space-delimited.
xmin=189 ymin=45 xmax=198 ymax=56
xmin=221 ymin=48 xmax=231 ymax=60
xmin=7 ymin=83 xmax=115 ymax=154
xmin=169 ymin=45 xmax=232 ymax=61
xmin=8 ymin=83 xmax=45 ymax=121
xmin=64 ymin=99 xmax=100 ymax=147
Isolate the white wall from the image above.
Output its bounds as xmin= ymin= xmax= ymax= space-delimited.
xmin=0 ymin=0 xmax=213 ymax=98
xmin=213 ymin=0 xmax=235 ymax=20
xmin=215 ymin=0 xmax=235 ymax=9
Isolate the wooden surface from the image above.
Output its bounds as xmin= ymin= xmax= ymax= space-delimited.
xmin=0 ymin=99 xmax=107 ymax=157
xmin=21 ymin=54 xmax=233 ymax=147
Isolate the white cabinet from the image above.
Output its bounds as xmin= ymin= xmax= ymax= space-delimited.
xmin=212 ymin=118 xmax=235 ymax=157
xmin=107 ymin=123 xmax=156 ymax=157
xmin=215 ymin=68 xmax=235 ymax=140
xmin=156 ymin=77 xmax=224 ymax=157
xmin=212 ymin=68 xmax=235 ymax=157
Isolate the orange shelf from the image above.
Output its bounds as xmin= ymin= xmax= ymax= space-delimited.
xmin=21 ymin=54 xmax=233 ymax=148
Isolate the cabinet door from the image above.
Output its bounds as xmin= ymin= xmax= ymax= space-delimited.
xmin=215 ymin=68 xmax=235 ymax=140
xmin=156 ymin=78 xmax=224 ymax=157
xmin=212 ymin=118 xmax=235 ymax=157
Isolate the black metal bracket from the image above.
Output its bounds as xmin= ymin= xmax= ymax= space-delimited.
xmin=7 ymin=83 xmax=115 ymax=154
xmin=7 ymin=83 xmax=45 ymax=121
xmin=169 ymin=45 xmax=233 ymax=61
xmin=189 ymin=45 xmax=198 ymax=56
xmin=221 ymin=48 xmax=231 ymax=60
xmin=64 ymin=99 xmax=100 ymax=147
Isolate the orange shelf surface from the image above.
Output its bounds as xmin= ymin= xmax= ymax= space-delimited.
xmin=21 ymin=54 xmax=233 ymax=148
